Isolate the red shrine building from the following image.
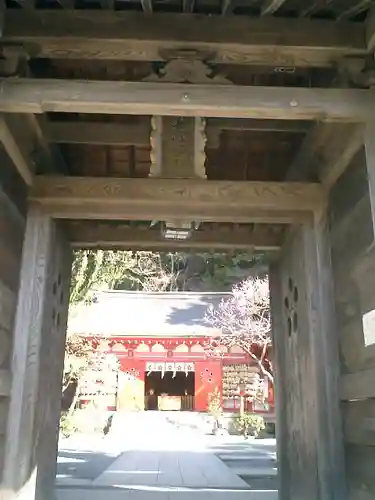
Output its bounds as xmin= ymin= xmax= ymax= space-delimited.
xmin=68 ymin=291 xmax=274 ymax=420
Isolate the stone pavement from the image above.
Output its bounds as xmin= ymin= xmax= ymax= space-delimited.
xmin=56 ymin=412 xmax=278 ymax=500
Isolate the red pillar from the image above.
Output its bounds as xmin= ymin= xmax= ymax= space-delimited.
xmin=117 ymin=357 xmax=146 ymax=411
xmin=195 ymin=360 xmax=222 ymax=412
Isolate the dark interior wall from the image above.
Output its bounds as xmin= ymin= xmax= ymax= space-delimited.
xmin=0 ymin=151 xmax=27 ymax=480
xmin=145 ymin=371 xmax=195 ymax=396
xmin=329 ymin=148 xmax=375 ymax=500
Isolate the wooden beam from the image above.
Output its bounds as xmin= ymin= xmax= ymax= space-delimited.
xmin=366 ymin=4 xmax=375 ymax=52
xmin=261 ymin=0 xmax=288 ymax=16
xmin=0 ymin=78 xmax=370 ymax=122
xmin=57 ymin=0 xmax=75 ymax=7
xmin=343 ymin=400 xmax=375 ymax=446
xmin=182 ymin=0 xmax=195 ymax=12
xmin=28 ymin=114 xmax=68 ymax=174
xmin=299 ymin=1 xmax=335 ymax=18
xmin=208 ymin=118 xmax=310 ymax=133
xmin=0 ymin=114 xmax=34 ymax=186
xmin=221 ymin=0 xmax=234 ymax=15
xmin=340 ymin=368 xmax=375 ymax=400
xmin=319 ymin=125 xmax=363 ymax=190
xmin=2 ymin=10 xmax=366 ymax=67
xmin=140 ymin=0 xmax=153 ymax=13
xmin=67 ymin=222 xmax=283 ymax=251
xmin=48 ymin=121 xmax=150 ymax=146
xmin=364 ymin=112 xmax=375 ymax=240
xmin=0 ymin=369 xmax=11 ymax=397
xmin=29 ymin=175 xmax=324 ymax=223
xmin=338 ymin=0 xmax=373 ymax=20
xmin=0 ymin=0 xmax=5 ymax=37
xmin=287 ymin=123 xmax=363 ymax=188
xmin=99 ymin=0 xmax=114 ymax=8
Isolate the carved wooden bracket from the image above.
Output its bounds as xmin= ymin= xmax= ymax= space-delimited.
xmin=143 ymin=58 xmax=232 ymax=85
xmin=336 ymin=57 xmax=375 ymax=88
xmin=0 ymin=45 xmax=29 ymax=77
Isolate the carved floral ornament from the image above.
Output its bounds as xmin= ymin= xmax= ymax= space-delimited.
xmin=143 ymin=57 xmax=232 ymax=85
xmin=284 ymin=277 xmax=299 ymax=337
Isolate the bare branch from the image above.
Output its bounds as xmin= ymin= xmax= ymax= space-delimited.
xmin=205 ymin=277 xmax=273 ymax=385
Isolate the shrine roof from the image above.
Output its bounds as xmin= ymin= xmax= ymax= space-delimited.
xmin=68 ymin=291 xmax=230 ymax=337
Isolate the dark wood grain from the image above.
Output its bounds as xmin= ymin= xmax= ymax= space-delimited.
xmin=0 ymin=78 xmax=370 ymax=122
xmin=2 ymin=10 xmax=366 ymax=67
xmin=29 ymin=175 xmax=324 ymax=223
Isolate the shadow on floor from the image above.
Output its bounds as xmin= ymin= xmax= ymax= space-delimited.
xmin=57 ymin=449 xmax=121 ymax=481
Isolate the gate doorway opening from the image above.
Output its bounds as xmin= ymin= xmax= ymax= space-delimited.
xmin=145 ymin=371 xmax=195 ymax=410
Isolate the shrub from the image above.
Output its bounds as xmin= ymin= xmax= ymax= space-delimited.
xmin=60 ymin=412 xmax=79 ymax=438
xmin=234 ymin=412 xmax=265 ymax=438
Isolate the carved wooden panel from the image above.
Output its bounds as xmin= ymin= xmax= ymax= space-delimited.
xmin=3 ymin=210 xmax=72 ymax=500
xmin=30 ymin=176 xmax=324 ymax=224
xmin=33 ymin=223 xmax=72 ymax=500
xmin=150 ymin=116 xmax=206 ymax=179
xmin=284 ymin=276 xmax=299 ymax=338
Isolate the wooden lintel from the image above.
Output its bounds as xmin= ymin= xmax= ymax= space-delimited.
xmin=2 ymin=10 xmax=366 ymax=67
xmin=48 ymin=121 xmax=150 ymax=146
xmin=67 ymin=223 xmax=283 ymax=251
xmin=0 ymin=78 xmax=370 ymax=122
xmin=29 ymin=176 xmax=324 ymax=223
xmin=0 ymin=114 xmax=34 ymax=186
xmin=287 ymin=123 xmax=363 ymax=187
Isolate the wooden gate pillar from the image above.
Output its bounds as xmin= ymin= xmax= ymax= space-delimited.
xmin=3 ymin=207 xmax=72 ymax=500
xmin=269 ymin=216 xmax=345 ymax=500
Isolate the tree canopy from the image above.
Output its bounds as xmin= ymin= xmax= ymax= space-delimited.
xmin=69 ymin=250 xmax=265 ymax=305
xmin=205 ymin=277 xmax=273 ymax=384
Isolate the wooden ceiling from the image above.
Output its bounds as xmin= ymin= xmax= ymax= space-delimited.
xmin=3 ymin=0 xmax=374 ymax=19
xmin=53 ymin=117 xmax=307 ymax=181
xmin=0 ymin=1 xmax=370 ymax=245
xmin=0 ymin=2 xmax=369 ymax=253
